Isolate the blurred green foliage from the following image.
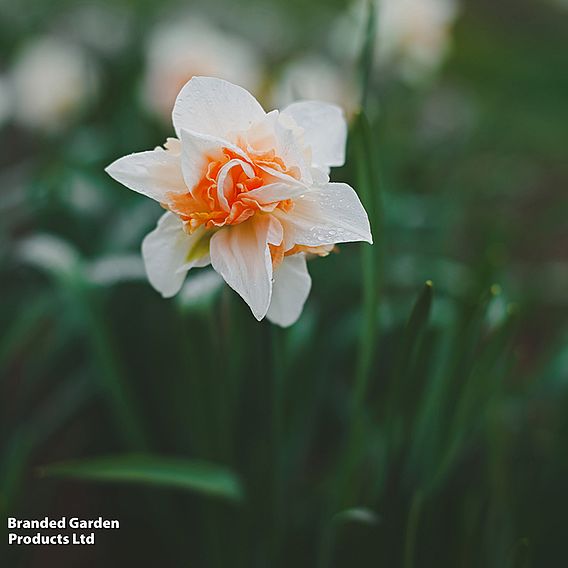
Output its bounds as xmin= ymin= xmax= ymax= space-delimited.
xmin=1 ymin=0 xmax=567 ymax=566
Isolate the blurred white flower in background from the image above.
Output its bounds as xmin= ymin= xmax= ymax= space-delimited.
xmin=272 ymin=55 xmax=359 ymax=118
xmin=377 ymin=0 xmax=459 ymax=81
xmin=334 ymin=0 xmax=460 ymax=84
xmin=143 ymin=16 xmax=263 ymax=121
xmin=177 ymin=269 xmax=224 ymax=309
xmin=87 ymin=254 xmax=146 ymax=286
xmin=17 ymin=234 xmax=148 ymax=287
xmin=57 ymin=2 xmax=132 ymax=56
xmin=66 ymin=174 xmax=110 ymax=216
xmin=11 ymin=36 xmax=98 ymax=131
xmin=17 ymin=234 xmax=80 ymax=277
xmin=0 ymin=75 xmax=13 ymax=127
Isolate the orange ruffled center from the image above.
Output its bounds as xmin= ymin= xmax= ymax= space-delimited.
xmin=166 ymin=147 xmax=296 ymax=234
xmin=163 ymin=141 xmax=335 ymax=268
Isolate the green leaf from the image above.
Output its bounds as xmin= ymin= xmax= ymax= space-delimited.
xmin=383 ymin=281 xmax=434 ymax=423
xmin=334 ymin=110 xmax=383 ymax=512
xmin=394 ymin=279 xmax=434 ymax=371
xmin=406 ymin=285 xmax=497 ymax=485
xmin=406 ymin=280 xmax=434 ymax=341
xmin=430 ymin=300 xmax=519 ymax=491
xmin=333 ymin=507 xmax=379 ymax=525
xmin=0 ymin=295 xmax=51 ymax=376
xmin=39 ymin=455 xmax=244 ymax=503
xmin=1 ymin=373 xmax=93 ymax=518
xmin=403 ymin=491 xmax=424 ymax=568
xmin=351 ymin=110 xmax=383 ymax=411
xmin=507 ymin=538 xmax=531 ymax=568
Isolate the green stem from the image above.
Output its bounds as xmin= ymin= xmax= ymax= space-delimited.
xmin=72 ymin=278 xmax=147 ymax=451
xmin=271 ymin=325 xmax=286 ymax=565
xmin=404 ymin=491 xmax=424 ymax=568
xmin=317 ymin=113 xmax=383 ymax=568
xmin=358 ymin=0 xmax=377 ymax=110
xmin=344 ymin=112 xmax=382 ymax=507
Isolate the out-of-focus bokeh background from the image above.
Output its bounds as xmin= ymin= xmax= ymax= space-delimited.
xmin=1 ymin=0 xmax=567 ymax=566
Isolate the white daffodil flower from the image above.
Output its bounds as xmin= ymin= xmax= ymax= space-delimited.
xmin=334 ymin=0 xmax=459 ymax=84
xmin=143 ymin=17 xmax=262 ymax=121
xmin=272 ymin=55 xmax=359 ymax=119
xmin=0 ymin=75 xmax=12 ymax=127
xmin=106 ymin=77 xmax=372 ymax=327
xmin=376 ymin=0 xmax=459 ymax=81
xmin=11 ymin=36 xmax=98 ymax=131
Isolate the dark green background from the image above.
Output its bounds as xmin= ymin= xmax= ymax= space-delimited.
xmin=1 ymin=0 xmax=567 ymax=566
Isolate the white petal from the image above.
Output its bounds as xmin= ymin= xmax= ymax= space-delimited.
xmin=282 ymin=101 xmax=347 ymax=168
xmin=172 ymin=76 xmax=266 ymax=140
xmin=271 ymin=111 xmax=312 ymax=184
xmin=179 ymin=128 xmax=248 ymax=194
xmin=275 ymin=182 xmax=372 ymax=250
xmin=142 ymin=212 xmax=209 ymax=298
xmin=210 ymin=215 xmax=283 ymax=320
xmin=258 ymin=163 xmax=309 ymax=187
xmin=216 ymin=158 xmax=255 ymax=211
xmin=266 ymin=254 xmax=312 ymax=327
xmin=106 ymin=148 xmax=185 ymax=202
xmin=244 ymin=181 xmax=308 ymax=204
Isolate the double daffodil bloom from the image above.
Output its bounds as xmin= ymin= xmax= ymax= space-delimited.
xmin=106 ymin=77 xmax=372 ymax=326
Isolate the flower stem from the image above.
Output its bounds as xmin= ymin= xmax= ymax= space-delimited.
xmin=317 ymin=112 xmax=383 ymax=568
xmin=404 ymin=491 xmax=425 ymax=568
xmin=72 ymin=278 xmax=147 ymax=451
xmin=270 ymin=325 xmax=286 ymax=565
xmin=346 ymin=111 xmax=383 ymax=505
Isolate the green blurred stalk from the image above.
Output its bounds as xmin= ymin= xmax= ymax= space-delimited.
xmin=220 ymin=288 xmax=243 ymax=462
xmin=406 ymin=287 xmax=493 ymax=492
xmin=353 ymin=0 xmax=381 ymax=406
xmin=383 ymin=281 xmax=433 ymax=442
xmin=0 ymin=373 xmax=93 ymax=525
xmin=358 ymin=0 xmax=377 ymax=109
xmin=0 ymin=296 xmax=51 ymax=375
xmin=344 ymin=110 xmax=383 ymax=503
xmin=317 ymin=114 xmax=383 ymax=568
xmin=270 ymin=325 xmax=286 ymax=566
xmin=317 ymin=3 xmax=381 ymax=557
xmin=403 ymin=490 xmax=425 ymax=568
xmin=70 ymin=276 xmax=148 ymax=451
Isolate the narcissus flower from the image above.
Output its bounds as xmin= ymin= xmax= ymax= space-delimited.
xmin=106 ymin=77 xmax=372 ymax=326
xmin=334 ymin=0 xmax=459 ymax=84
xmin=273 ymin=55 xmax=358 ymax=119
xmin=143 ymin=17 xmax=262 ymax=120
xmin=0 ymin=75 xmax=12 ymax=127
xmin=11 ymin=36 xmax=98 ymax=131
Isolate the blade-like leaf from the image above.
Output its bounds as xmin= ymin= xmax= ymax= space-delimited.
xmin=403 ymin=491 xmax=424 ymax=568
xmin=352 ymin=111 xmax=382 ymax=402
xmin=0 ymin=295 xmax=52 ymax=375
xmin=406 ymin=280 xmax=434 ymax=342
xmin=1 ymin=373 xmax=94 ymax=518
xmin=394 ymin=280 xmax=435 ymax=386
xmin=39 ymin=455 xmax=244 ymax=502
xmin=333 ymin=507 xmax=379 ymax=525
xmin=383 ymin=281 xmax=434 ymax=421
